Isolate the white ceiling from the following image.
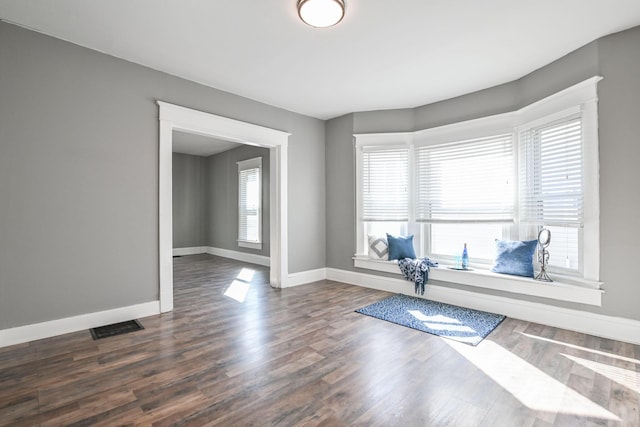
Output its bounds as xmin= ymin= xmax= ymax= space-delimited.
xmin=2 ymin=1 xmax=640 ymax=120
xmin=172 ymin=131 xmax=238 ymax=157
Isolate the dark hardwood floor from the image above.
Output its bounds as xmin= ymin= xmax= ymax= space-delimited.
xmin=1 ymin=254 xmax=639 ymax=426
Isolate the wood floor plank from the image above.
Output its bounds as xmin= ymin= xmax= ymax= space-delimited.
xmin=0 ymin=253 xmax=639 ymax=426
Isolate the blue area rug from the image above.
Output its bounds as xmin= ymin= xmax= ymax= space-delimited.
xmin=356 ymin=294 xmax=505 ymax=346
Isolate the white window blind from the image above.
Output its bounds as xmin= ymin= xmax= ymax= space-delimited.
xmin=238 ymin=158 xmax=262 ymax=243
xmin=362 ymin=147 xmax=409 ymax=222
xmin=415 ymin=134 xmax=514 ymax=223
xmin=545 ymin=225 xmax=579 ymax=270
xmin=519 ymin=115 xmax=583 ymax=227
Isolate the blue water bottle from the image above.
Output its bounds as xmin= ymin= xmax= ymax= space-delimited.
xmin=462 ymin=243 xmax=469 ymax=269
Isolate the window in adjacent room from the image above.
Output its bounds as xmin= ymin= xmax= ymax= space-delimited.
xmin=237 ymin=157 xmax=262 ymax=250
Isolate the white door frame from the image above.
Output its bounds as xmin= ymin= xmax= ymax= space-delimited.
xmin=158 ymin=101 xmax=290 ymax=312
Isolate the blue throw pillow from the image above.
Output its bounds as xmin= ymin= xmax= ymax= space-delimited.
xmin=386 ymin=234 xmax=416 ymax=260
xmin=491 ymin=239 xmax=538 ymax=278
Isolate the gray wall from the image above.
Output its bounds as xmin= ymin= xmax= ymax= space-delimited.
xmin=206 ymin=145 xmax=270 ymax=257
xmin=326 ymin=114 xmax=355 ymax=271
xmin=326 ymin=26 xmax=640 ymax=321
xmin=172 ymin=146 xmax=270 ymax=256
xmin=596 ymin=26 xmax=640 ymax=320
xmin=172 ymin=153 xmax=207 ymax=248
xmin=288 ymin=116 xmax=327 ymax=273
xmin=0 ymin=21 xmax=325 ymax=330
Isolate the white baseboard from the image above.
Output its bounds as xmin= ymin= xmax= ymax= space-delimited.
xmin=172 ymin=246 xmax=271 ymax=268
xmin=206 ymin=246 xmax=270 ymax=267
xmin=285 ymin=268 xmax=327 ymax=288
xmin=326 ymin=268 xmax=640 ymax=346
xmin=173 ymin=246 xmax=207 ymax=256
xmin=0 ymin=301 xmax=160 ymax=348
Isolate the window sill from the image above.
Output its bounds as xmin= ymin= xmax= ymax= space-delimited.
xmin=238 ymin=240 xmax=262 ymax=250
xmin=353 ymin=255 xmax=603 ymax=306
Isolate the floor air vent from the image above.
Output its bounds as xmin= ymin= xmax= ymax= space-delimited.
xmin=90 ymin=319 xmax=144 ymax=340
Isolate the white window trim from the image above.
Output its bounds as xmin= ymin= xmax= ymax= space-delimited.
xmin=237 ymin=157 xmax=263 ymax=250
xmin=158 ymin=101 xmax=290 ymax=313
xmin=354 ymin=76 xmax=602 ymax=302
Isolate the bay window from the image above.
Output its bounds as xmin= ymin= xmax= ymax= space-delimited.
xmin=354 ymin=77 xmax=601 ymax=283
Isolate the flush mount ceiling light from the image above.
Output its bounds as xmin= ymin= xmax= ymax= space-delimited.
xmin=297 ymin=0 xmax=345 ymax=28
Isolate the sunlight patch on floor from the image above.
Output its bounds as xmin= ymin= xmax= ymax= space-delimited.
xmin=408 ymin=310 xmax=476 ymax=334
xmin=445 ymin=340 xmax=621 ymax=421
xmin=237 ymin=268 xmax=255 ymax=282
xmin=520 ymin=332 xmax=640 ymax=365
xmin=562 ymin=354 xmax=640 ymax=393
xmin=224 ymin=280 xmax=250 ymax=303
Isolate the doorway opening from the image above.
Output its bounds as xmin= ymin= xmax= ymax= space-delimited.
xmin=158 ymin=101 xmax=290 ymax=312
